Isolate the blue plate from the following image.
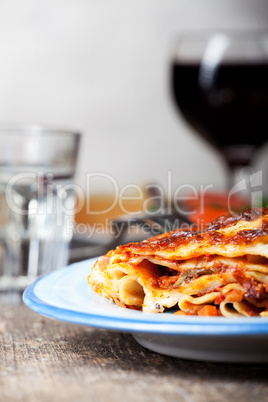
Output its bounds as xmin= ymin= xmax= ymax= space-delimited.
xmin=23 ymin=257 xmax=268 ymax=362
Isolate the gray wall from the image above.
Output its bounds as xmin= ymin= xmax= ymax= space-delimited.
xmin=0 ymin=0 xmax=267 ymax=195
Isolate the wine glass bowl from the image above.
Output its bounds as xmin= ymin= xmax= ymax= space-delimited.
xmin=171 ymin=30 xmax=268 ymax=191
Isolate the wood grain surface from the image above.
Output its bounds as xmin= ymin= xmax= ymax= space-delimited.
xmin=1 ymin=304 xmax=268 ymax=402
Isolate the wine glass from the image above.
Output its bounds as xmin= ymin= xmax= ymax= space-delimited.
xmin=170 ymin=30 xmax=268 ymax=207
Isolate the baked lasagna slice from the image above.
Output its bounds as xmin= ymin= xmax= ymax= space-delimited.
xmin=88 ymin=208 xmax=268 ymax=317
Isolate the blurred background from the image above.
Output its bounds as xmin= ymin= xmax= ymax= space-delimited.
xmin=0 ymin=0 xmax=268 ymax=234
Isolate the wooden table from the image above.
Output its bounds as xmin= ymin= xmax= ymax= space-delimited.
xmin=1 ymin=303 xmax=268 ymax=402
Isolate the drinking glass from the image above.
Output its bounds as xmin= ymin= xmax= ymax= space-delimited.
xmin=170 ymin=30 xmax=268 ymax=198
xmin=0 ymin=125 xmax=80 ymax=292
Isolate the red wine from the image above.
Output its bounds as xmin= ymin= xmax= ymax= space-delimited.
xmin=171 ymin=63 xmax=268 ymax=165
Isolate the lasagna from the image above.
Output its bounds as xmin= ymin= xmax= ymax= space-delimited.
xmin=88 ymin=208 xmax=268 ymax=317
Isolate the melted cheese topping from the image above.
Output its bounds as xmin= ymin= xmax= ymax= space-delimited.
xmin=88 ymin=208 xmax=268 ymax=316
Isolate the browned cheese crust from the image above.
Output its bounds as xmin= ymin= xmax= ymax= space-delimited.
xmin=88 ymin=209 xmax=268 ymax=316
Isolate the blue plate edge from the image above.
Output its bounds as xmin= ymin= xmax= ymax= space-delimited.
xmin=22 ymin=259 xmax=268 ymax=337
